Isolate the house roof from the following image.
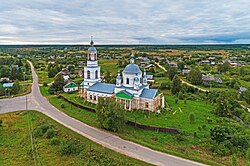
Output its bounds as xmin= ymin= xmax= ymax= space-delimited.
xmin=64 ymin=82 xmax=77 ymax=88
xmin=88 ymin=82 xmax=115 ymax=94
xmin=116 ymin=90 xmax=134 ymax=100
xmin=140 ymin=89 xmax=158 ymax=99
xmin=3 ymin=83 xmax=14 ymax=88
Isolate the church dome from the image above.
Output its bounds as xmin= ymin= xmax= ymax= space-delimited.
xmin=123 ymin=63 xmax=142 ymax=74
xmin=88 ymin=46 xmax=97 ymax=51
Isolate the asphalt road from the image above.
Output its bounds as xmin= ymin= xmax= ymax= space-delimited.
xmin=0 ymin=61 xmax=206 ymax=166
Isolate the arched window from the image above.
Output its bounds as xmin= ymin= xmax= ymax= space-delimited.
xmin=87 ymin=70 xmax=90 ymax=79
xmin=95 ymin=70 xmax=98 ymax=79
xmin=126 ymin=78 xmax=129 ymax=84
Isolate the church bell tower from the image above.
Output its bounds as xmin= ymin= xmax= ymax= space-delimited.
xmin=83 ymin=37 xmax=101 ymax=89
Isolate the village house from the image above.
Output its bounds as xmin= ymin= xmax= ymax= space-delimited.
xmin=63 ymin=82 xmax=78 ymax=93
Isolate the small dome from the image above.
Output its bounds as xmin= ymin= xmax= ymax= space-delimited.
xmin=123 ymin=64 xmax=142 ymax=74
xmin=88 ymin=46 xmax=97 ymax=51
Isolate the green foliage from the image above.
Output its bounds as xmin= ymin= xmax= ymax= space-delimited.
xmin=159 ymin=82 xmax=167 ymax=90
xmin=45 ymin=128 xmax=56 ymax=139
xmin=178 ymin=92 xmax=184 ymax=100
xmin=59 ymin=141 xmax=81 ymax=155
xmin=177 ymin=62 xmax=185 ymax=71
xmin=210 ymin=126 xmax=230 ymax=144
xmin=168 ymin=67 xmax=177 ymax=80
xmin=10 ymin=67 xmax=24 ymax=81
xmin=231 ymin=155 xmax=238 ymax=166
xmin=96 ymin=97 xmax=126 ymax=132
xmin=218 ymin=61 xmax=231 ymax=73
xmin=61 ymin=103 xmax=65 ymax=108
xmin=34 ymin=123 xmax=51 ymax=137
xmin=53 ymin=74 xmax=65 ymax=91
xmin=171 ymin=75 xmax=181 ymax=95
xmin=189 ymin=112 xmax=195 ymax=124
xmin=243 ymin=88 xmax=250 ymax=105
xmin=187 ymin=68 xmax=202 ymax=85
xmin=11 ymin=80 xmax=21 ymax=95
xmin=50 ymin=137 xmax=61 ymax=145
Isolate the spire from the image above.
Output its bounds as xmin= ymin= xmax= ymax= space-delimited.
xmin=130 ymin=53 xmax=135 ymax=64
xmin=90 ymin=36 xmax=94 ymax=46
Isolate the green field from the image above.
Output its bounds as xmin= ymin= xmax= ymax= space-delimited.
xmin=0 ymin=111 xmax=150 ymax=166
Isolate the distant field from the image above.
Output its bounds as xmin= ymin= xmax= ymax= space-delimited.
xmin=0 ymin=111 xmax=150 ymax=166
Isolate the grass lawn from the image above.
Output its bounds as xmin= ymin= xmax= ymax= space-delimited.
xmin=40 ymin=87 xmax=233 ymax=165
xmin=36 ymin=69 xmax=54 ymax=84
xmin=125 ymin=96 xmax=217 ymax=135
xmin=99 ymin=59 xmax=122 ymax=76
xmin=0 ymin=111 xmax=150 ymax=166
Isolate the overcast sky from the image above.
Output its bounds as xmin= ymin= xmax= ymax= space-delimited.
xmin=1 ymin=0 xmax=250 ymax=44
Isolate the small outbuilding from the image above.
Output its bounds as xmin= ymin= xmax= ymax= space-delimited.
xmin=63 ymin=82 xmax=78 ymax=93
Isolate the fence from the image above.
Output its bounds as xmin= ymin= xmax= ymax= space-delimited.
xmin=57 ymin=94 xmax=180 ymax=134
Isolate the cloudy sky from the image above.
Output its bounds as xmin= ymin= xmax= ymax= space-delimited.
xmin=1 ymin=0 xmax=250 ymax=44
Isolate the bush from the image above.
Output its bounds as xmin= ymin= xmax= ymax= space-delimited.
xmin=43 ymin=82 xmax=48 ymax=86
xmin=0 ymin=119 xmax=2 ymax=127
xmin=189 ymin=113 xmax=195 ymax=124
xmin=34 ymin=124 xmax=50 ymax=137
xmin=45 ymin=128 xmax=56 ymax=139
xmin=61 ymin=104 xmax=65 ymax=108
xmin=59 ymin=141 xmax=81 ymax=155
xmin=50 ymin=137 xmax=61 ymax=145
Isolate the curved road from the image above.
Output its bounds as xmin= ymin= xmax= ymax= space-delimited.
xmin=0 ymin=61 xmax=206 ymax=166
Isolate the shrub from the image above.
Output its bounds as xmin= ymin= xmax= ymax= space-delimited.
xmin=34 ymin=124 xmax=50 ymax=137
xmin=50 ymin=137 xmax=61 ymax=145
xmin=61 ymin=104 xmax=65 ymax=108
xmin=43 ymin=82 xmax=48 ymax=86
xmin=59 ymin=141 xmax=81 ymax=155
xmin=45 ymin=128 xmax=56 ymax=139
xmin=189 ymin=113 xmax=195 ymax=124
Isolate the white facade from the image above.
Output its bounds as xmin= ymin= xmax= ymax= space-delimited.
xmin=83 ymin=38 xmax=101 ymax=89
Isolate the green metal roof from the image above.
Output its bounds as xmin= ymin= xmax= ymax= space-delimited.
xmin=116 ymin=91 xmax=133 ymax=100
xmin=64 ymin=82 xmax=77 ymax=88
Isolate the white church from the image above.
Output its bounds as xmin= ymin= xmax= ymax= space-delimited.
xmin=79 ymin=38 xmax=164 ymax=112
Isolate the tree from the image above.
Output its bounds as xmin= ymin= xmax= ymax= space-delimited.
xmin=168 ymin=67 xmax=177 ymax=81
xmin=243 ymin=88 xmax=250 ymax=105
xmin=53 ymin=74 xmax=65 ymax=91
xmin=177 ymin=62 xmax=185 ymax=71
xmin=210 ymin=126 xmax=230 ymax=143
xmin=10 ymin=67 xmax=24 ymax=81
xmin=96 ymin=97 xmax=126 ymax=132
xmin=0 ymin=86 xmax=5 ymax=96
xmin=218 ymin=61 xmax=231 ymax=73
xmin=187 ymin=68 xmax=202 ymax=85
xmin=171 ymin=75 xmax=181 ymax=95
xmin=214 ymin=91 xmax=232 ymax=117
xmin=159 ymin=82 xmax=167 ymax=90
xmin=0 ymin=67 xmax=10 ymax=77
xmin=11 ymin=80 xmax=21 ymax=95
xmin=105 ymin=71 xmax=111 ymax=83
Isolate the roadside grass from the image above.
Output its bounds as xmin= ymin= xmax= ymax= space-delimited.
xmin=40 ymin=86 xmax=227 ymax=166
xmin=0 ymin=111 xmax=150 ymax=166
xmin=36 ymin=69 xmax=54 ymax=84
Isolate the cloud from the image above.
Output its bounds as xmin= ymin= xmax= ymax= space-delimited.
xmin=0 ymin=0 xmax=250 ymax=44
